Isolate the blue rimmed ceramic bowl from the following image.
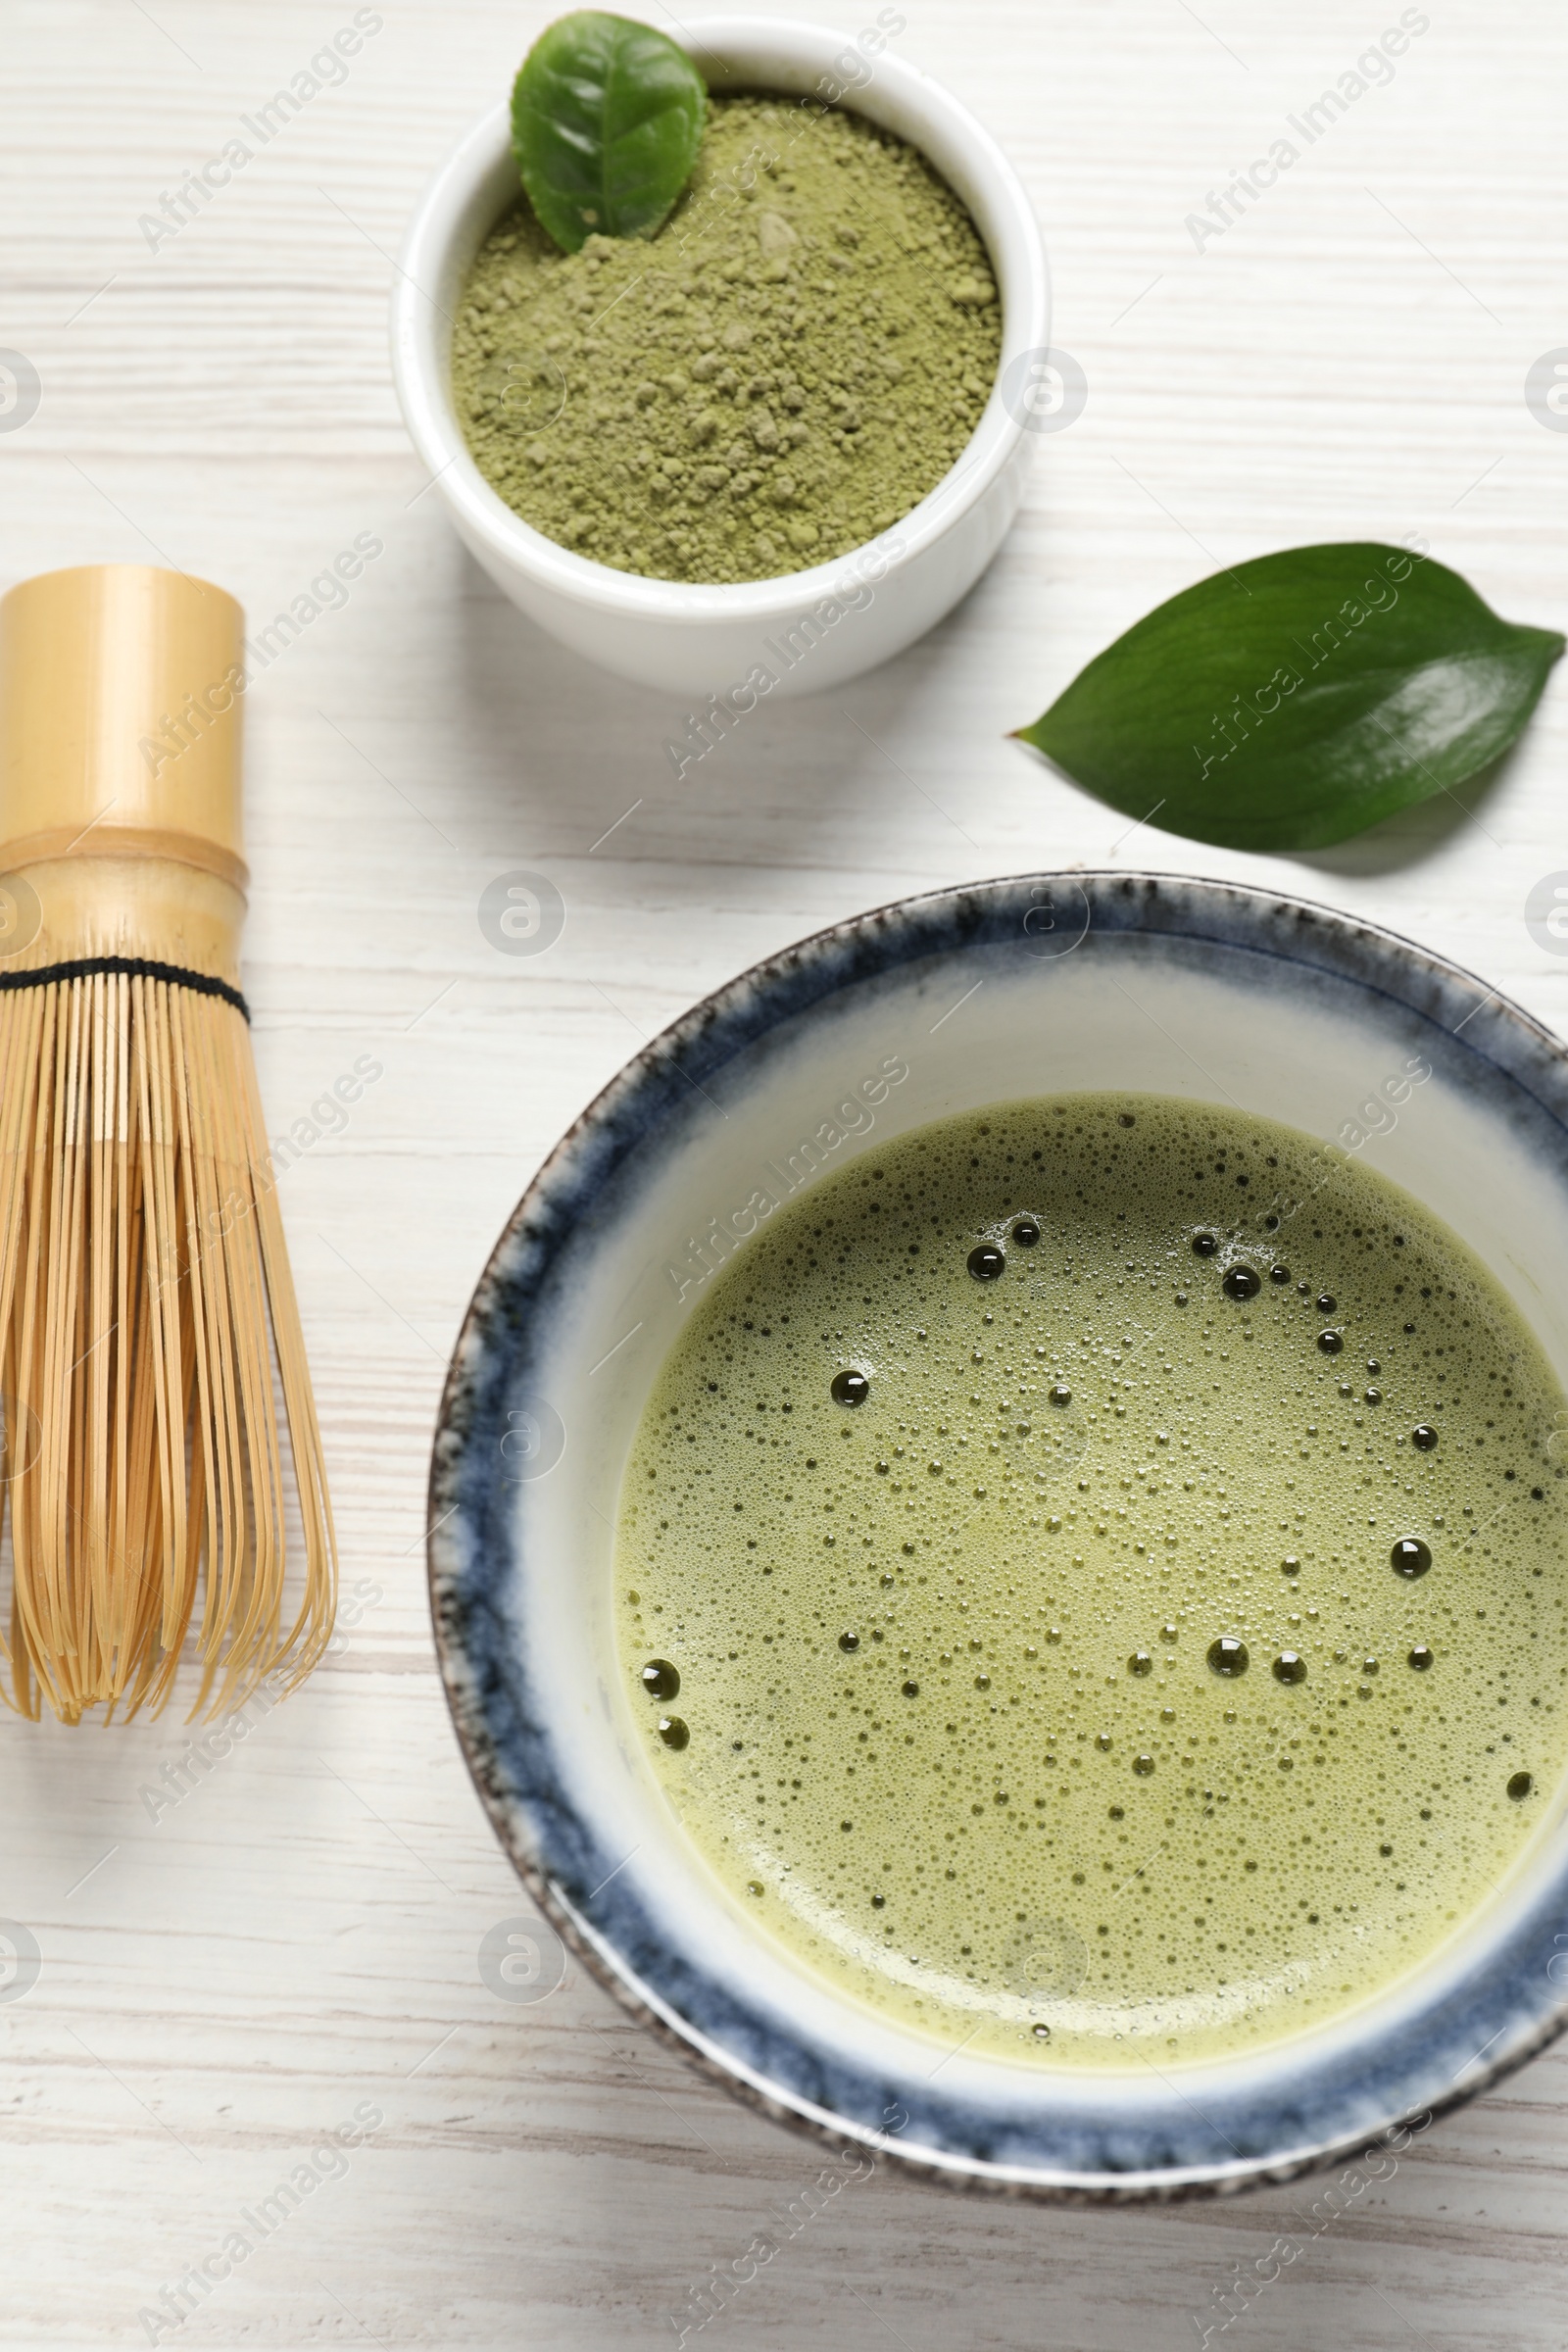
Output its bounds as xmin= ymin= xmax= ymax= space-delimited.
xmin=428 ymin=871 xmax=1568 ymax=2201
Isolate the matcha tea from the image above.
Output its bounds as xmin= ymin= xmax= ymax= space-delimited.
xmin=613 ymin=1097 xmax=1568 ymax=2066
xmin=454 ymin=94 xmax=1002 ymax=583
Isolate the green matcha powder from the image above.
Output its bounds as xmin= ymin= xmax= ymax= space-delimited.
xmin=452 ymin=94 xmax=1003 ymax=584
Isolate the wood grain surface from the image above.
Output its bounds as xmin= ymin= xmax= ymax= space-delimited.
xmin=4 ymin=1 xmax=1568 ymax=2344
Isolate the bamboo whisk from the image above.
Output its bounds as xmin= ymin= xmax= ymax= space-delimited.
xmin=0 ymin=565 xmax=335 ymax=1722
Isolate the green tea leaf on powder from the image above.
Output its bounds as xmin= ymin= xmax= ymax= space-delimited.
xmin=511 ymin=11 xmax=707 ymax=255
xmin=1015 ymin=542 xmax=1564 ymax=851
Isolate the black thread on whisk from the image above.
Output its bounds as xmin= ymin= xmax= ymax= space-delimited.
xmin=0 ymin=956 xmax=249 ymax=1022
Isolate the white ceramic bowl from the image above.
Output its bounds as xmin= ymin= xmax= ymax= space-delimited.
xmin=390 ymin=16 xmax=1050 ymax=697
xmin=430 ymin=873 xmax=1568 ymax=2200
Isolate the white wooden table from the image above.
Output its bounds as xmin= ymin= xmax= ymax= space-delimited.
xmin=4 ymin=2 xmax=1567 ymax=2343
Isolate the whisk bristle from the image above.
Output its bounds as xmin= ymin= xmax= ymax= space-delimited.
xmin=0 ymin=966 xmax=335 ymax=1723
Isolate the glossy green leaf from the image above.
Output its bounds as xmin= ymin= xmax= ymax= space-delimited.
xmin=1015 ymin=542 xmax=1564 ymax=852
xmin=511 ymin=10 xmax=706 ymax=255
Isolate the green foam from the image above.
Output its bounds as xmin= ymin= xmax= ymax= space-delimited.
xmin=614 ymin=1095 xmax=1568 ymax=2066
